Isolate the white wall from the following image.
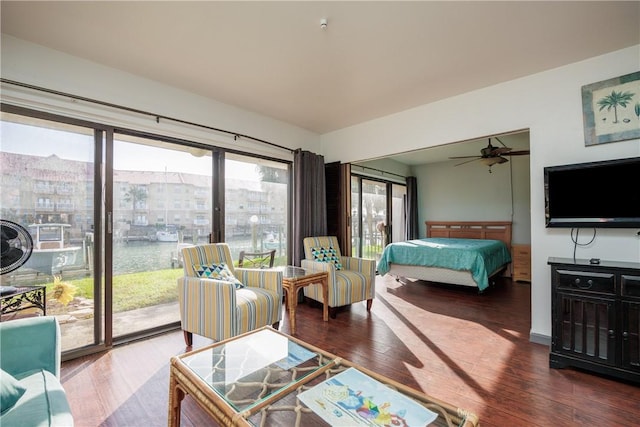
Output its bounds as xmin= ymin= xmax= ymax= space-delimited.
xmin=322 ymin=45 xmax=640 ymax=342
xmin=1 ymin=36 xmax=319 ymax=160
xmin=415 ymin=154 xmax=531 ymax=244
xmin=353 ymin=157 xmax=412 ymax=183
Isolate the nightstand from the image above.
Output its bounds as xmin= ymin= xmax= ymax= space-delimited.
xmin=512 ymin=244 xmax=531 ymax=282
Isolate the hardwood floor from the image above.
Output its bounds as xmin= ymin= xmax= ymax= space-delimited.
xmin=61 ymin=275 xmax=640 ymax=426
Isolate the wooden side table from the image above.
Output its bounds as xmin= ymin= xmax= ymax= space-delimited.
xmin=279 ymin=267 xmax=328 ymax=335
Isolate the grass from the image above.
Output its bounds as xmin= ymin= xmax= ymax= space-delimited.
xmin=48 ymin=268 xmax=183 ymax=313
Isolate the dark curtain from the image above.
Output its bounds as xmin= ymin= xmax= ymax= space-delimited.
xmin=404 ymin=176 xmax=419 ymax=240
xmin=292 ymin=150 xmax=327 ymax=265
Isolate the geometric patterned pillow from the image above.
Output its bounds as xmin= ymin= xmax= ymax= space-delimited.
xmin=310 ymin=246 xmax=342 ymax=270
xmin=193 ymin=263 xmax=245 ymax=289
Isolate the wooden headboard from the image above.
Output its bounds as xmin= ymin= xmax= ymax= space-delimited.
xmin=426 ymin=221 xmax=512 ymax=252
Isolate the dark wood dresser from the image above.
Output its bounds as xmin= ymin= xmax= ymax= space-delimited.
xmin=548 ymin=257 xmax=640 ymax=383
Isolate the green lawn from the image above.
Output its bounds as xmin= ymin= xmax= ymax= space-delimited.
xmin=48 ymin=269 xmax=183 ymax=313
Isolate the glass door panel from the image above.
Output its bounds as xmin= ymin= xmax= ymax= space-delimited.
xmin=350 ymin=176 xmax=361 ymax=257
xmin=391 ymin=184 xmax=407 ymax=243
xmin=1 ymin=112 xmax=99 ymax=352
xmin=362 ymin=179 xmax=387 ymax=261
xmin=112 ymin=135 xmax=212 ymax=337
xmin=351 ymin=176 xmax=406 ymax=260
xmin=224 ymin=154 xmax=289 ymax=266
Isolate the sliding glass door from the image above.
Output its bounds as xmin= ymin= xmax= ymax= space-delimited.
xmin=351 ymin=175 xmax=406 ymax=261
xmin=224 ymin=153 xmax=289 ymax=266
xmin=1 ymin=111 xmax=101 ymax=352
xmin=2 ymin=106 xmax=291 ymax=358
xmin=111 ymin=134 xmax=213 ymax=339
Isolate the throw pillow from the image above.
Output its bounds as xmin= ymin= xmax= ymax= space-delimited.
xmin=0 ymin=368 xmax=26 ymax=415
xmin=193 ymin=263 xmax=245 ymax=289
xmin=310 ymin=246 xmax=342 ymax=270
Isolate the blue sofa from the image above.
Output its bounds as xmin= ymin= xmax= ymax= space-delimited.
xmin=0 ymin=316 xmax=74 ymax=427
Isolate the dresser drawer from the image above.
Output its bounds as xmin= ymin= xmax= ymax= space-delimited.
xmin=512 ymin=246 xmax=531 ymax=257
xmin=513 ymin=269 xmax=531 ymax=281
xmin=622 ymin=274 xmax=640 ymax=298
xmin=555 ymin=269 xmax=615 ymax=294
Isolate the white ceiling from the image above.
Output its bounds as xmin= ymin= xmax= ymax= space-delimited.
xmin=383 ymin=130 xmax=531 ymax=166
xmin=2 ymin=1 xmax=639 ymax=136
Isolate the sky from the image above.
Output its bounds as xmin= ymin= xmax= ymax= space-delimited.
xmin=0 ymin=120 xmax=259 ymax=179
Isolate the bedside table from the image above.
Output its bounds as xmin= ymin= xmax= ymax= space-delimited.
xmin=512 ymin=244 xmax=531 ymax=282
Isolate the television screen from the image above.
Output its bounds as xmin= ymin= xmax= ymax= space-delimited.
xmin=544 ymin=157 xmax=640 ymax=228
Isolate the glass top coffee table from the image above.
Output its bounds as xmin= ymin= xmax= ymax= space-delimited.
xmin=168 ymin=327 xmax=479 ymax=427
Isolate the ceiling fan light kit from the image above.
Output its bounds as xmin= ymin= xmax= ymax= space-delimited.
xmin=481 ymin=157 xmax=508 ymax=166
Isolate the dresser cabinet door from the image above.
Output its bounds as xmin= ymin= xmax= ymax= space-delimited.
xmin=621 ymin=274 xmax=640 ymax=372
xmin=554 ymin=293 xmax=616 ymax=365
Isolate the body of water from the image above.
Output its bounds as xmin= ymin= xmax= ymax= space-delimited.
xmin=112 ymin=241 xmax=181 ymax=275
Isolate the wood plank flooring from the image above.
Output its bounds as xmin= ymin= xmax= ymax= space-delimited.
xmin=61 ymin=275 xmax=640 ymax=426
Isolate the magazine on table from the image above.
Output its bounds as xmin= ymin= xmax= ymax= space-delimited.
xmin=298 ymin=367 xmax=437 ymax=426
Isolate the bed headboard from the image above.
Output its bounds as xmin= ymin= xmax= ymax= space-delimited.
xmin=426 ymin=221 xmax=512 ymax=251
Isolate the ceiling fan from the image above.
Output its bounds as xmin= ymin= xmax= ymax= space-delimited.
xmin=449 ymin=137 xmax=530 ymax=172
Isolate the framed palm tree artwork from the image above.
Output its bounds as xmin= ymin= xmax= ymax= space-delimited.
xmin=582 ymin=71 xmax=640 ymax=146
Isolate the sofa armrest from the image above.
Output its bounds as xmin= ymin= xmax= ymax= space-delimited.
xmin=234 ymin=268 xmax=283 ymax=296
xmin=0 ymin=316 xmax=61 ymax=378
xmin=341 ymin=256 xmax=376 ymax=275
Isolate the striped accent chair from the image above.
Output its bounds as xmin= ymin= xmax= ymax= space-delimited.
xmin=178 ymin=243 xmax=283 ymax=345
xmin=301 ymin=236 xmax=375 ymax=316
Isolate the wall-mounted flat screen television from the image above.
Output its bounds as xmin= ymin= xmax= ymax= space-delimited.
xmin=544 ymin=157 xmax=640 ymax=228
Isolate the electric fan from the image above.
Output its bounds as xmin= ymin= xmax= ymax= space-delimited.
xmin=1 ymin=220 xmax=34 ymax=294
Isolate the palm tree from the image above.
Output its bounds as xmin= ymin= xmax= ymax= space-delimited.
xmin=257 ymin=165 xmax=287 ymax=184
xmin=597 ymin=90 xmax=635 ymax=123
xmin=634 ymin=102 xmax=640 ymax=120
xmin=123 ymin=185 xmax=147 ymax=224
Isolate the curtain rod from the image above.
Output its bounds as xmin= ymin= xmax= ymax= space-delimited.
xmin=353 ymin=164 xmax=406 ymax=179
xmin=1 ymin=78 xmax=294 ymax=153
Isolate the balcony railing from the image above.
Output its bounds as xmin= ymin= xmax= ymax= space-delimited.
xmin=34 ymin=186 xmax=55 ymax=194
xmin=35 ymin=202 xmax=55 ymax=210
xmin=56 ymin=202 xmax=75 ymax=211
xmin=56 ymin=186 xmax=74 ymax=194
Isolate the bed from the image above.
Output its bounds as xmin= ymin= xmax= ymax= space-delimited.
xmin=376 ymin=221 xmax=512 ymax=291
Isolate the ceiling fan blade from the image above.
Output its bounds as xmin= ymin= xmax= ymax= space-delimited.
xmin=492 ymin=147 xmax=512 ymax=155
xmin=505 ymin=150 xmax=530 ymax=156
xmin=454 ymin=158 xmax=482 ymax=166
xmin=449 ymin=155 xmax=482 ymax=159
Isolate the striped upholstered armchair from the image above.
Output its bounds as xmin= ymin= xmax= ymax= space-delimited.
xmin=177 ymin=243 xmax=283 ymax=345
xmin=301 ymin=236 xmax=376 ymax=317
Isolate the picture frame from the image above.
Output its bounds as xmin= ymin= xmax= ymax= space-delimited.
xmin=581 ymin=71 xmax=640 ymax=146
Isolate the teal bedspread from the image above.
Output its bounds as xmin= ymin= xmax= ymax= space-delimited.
xmin=376 ymin=238 xmax=512 ymax=291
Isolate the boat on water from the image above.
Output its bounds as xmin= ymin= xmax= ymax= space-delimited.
xmin=24 ymin=223 xmax=84 ymax=275
xmin=263 ymin=233 xmax=281 ymax=250
xmin=156 ymin=225 xmax=179 ymax=242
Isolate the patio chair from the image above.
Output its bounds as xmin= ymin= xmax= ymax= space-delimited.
xmin=238 ymin=249 xmax=276 ymax=268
